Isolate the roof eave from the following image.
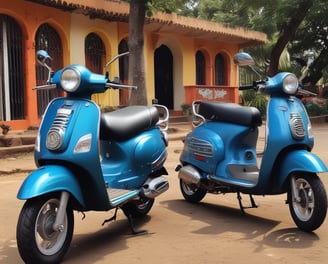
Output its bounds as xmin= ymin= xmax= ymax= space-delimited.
xmin=26 ymin=0 xmax=267 ymax=46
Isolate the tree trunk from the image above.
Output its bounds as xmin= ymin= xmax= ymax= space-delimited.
xmin=302 ymin=48 xmax=328 ymax=85
xmin=267 ymin=0 xmax=314 ymax=76
xmin=128 ymin=0 xmax=148 ymax=105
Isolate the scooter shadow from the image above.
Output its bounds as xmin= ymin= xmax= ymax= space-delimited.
xmin=161 ymin=199 xmax=319 ymax=249
xmin=64 ymin=214 xmax=152 ymax=263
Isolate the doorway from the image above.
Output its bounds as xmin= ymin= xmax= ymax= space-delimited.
xmin=154 ymin=45 xmax=173 ymax=109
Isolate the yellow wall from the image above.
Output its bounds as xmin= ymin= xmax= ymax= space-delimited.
xmin=146 ymin=31 xmax=240 ymax=110
xmin=70 ymin=13 xmax=123 ymax=107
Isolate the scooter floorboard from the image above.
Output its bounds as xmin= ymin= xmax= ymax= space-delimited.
xmin=107 ymin=188 xmax=139 ymax=207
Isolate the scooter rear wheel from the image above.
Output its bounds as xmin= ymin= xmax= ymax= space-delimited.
xmin=180 ymin=179 xmax=207 ymax=203
xmin=121 ymin=197 xmax=154 ymax=218
xmin=16 ymin=194 xmax=74 ymax=264
xmin=288 ymin=173 xmax=327 ymax=232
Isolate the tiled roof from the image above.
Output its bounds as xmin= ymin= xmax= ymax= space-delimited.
xmin=26 ymin=0 xmax=267 ymax=46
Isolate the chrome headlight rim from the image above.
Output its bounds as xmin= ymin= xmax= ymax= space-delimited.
xmin=283 ymin=73 xmax=299 ymax=95
xmin=46 ymin=129 xmax=64 ymax=151
xmin=60 ymin=68 xmax=81 ymax=92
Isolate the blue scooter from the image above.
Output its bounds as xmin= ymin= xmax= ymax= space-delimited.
xmin=176 ymin=52 xmax=327 ymax=232
xmin=16 ymin=50 xmax=169 ymax=264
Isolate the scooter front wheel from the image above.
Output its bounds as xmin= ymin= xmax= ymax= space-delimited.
xmin=288 ymin=173 xmax=327 ymax=232
xmin=180 ymin=179 xmax=207 ymax=203
xmin=16 ymin=195 xmax=74 ymax=264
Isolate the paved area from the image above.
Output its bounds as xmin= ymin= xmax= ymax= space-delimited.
xmin=1 ymin=122 xmax=328 ymax=264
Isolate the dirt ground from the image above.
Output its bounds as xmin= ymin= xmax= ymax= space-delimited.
xmin=1 ymin=129 xmax=328 ymax=264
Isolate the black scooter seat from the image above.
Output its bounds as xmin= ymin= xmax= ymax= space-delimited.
xmin=198 ymin=101 xmax=262 ymax=127
xmin=100 ymin=106 xmax=159 ymax=141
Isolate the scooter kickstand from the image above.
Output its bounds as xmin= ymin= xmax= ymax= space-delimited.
xmin=102 ymin=207 xmax=119 ymax=226
xmin=237 ymin=192 xmax=246 ymax=215
xmin=237 ymin=193 xmax=258 ymax=215
xmin=126 ymin=213 xmax=148 ymax=236
xmin=249 ymin=194 xmax=258 ymax=209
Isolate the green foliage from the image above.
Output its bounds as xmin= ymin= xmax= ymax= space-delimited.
xmin=303 ymin=98 xmax=328 ymax=116
xmin=147 ymin=0 xmax=189 ymax=15
xmin=180 ymin=0 xmax=327 ymax=86
xmin=180 ymin=103 xmax=192 ymax=115
xmin=120 ymin=0 xmax=190 ymax=16
xmin=240 ymin=90 xmax=267 ymax=116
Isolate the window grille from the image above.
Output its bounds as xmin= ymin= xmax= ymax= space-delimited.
xmin=0 ymin=14 xmax=25 ymax=120
xmin=196 ymin=51 xmax=206 ymax=85
xmin=215 ymin=54 xmax=226 ymax=85
xmin=35 ymin=23 xmax=63 ymax=116
xmin=85 ymin=33 xmax=105 ymax=73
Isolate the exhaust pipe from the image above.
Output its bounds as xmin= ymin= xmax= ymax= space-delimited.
xmin=142 ymin=176 xmax=169 ymax=198
xmin=178 ymin=165 xmax=201 ymax=185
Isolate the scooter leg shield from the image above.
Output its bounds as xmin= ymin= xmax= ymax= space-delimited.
xmin=17 ymin=165 xmax=85 ymax=207
xmin=278 ymin=150 xmax=328 ymax=185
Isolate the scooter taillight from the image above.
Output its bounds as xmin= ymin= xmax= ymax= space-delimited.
xmin=194 ymin=154 xmax=206 ymax=161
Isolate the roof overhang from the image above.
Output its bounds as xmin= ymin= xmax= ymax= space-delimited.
xmin=26 ymin=0 xmax=267 ymax=47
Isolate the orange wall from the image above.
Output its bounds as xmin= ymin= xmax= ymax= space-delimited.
xmin=0 ymin=0 xmax=71 ymax=130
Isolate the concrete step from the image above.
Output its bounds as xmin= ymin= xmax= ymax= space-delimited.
xmin=0 ymin=130 xmax=37 ymax=157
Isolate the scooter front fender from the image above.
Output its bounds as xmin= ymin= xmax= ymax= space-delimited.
xmin=279 ymin=150 xmax=328 ymax=183
xmin=17 ymin=165 xmax=84 ymax=207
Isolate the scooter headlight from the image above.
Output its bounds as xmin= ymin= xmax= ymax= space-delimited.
xmin=60 ymin=68 xmax=81 ymax=92
xmin=283 ymin=74 xmax=299 ymax=95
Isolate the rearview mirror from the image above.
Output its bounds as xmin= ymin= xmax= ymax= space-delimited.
xmin=233 ymin=52 xmax=255 ymax=66
xmin=36 ymin=50 xmax=53 ymax=84
xmin=36 ymin=50 xmax=52 ymax=66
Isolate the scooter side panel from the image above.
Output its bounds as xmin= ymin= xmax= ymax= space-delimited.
xmin=17 ymin=165 xmax=85 ymax=207
xmin=101 ymin=128 xmax=167 ymax=189
xmin=179 ymin=125 xmax=224 ymax=173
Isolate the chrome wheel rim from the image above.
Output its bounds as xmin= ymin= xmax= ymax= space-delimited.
xmin=181 ymin=181 xmax=197 ymax=196
xmin=35 ymin=198 xmax=68 ymax=255
xmin=292 ymin=178 xmax=314 ymax=222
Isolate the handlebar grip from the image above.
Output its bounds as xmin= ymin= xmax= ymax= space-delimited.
xmin=239 ymin=85 xmax=254 ymax=90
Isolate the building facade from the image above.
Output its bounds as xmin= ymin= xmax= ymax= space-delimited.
xmin=0 ymin=0 xmax=266 ymax=130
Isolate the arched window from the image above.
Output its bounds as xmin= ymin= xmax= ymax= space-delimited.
xmin=35 ymin=23 xmax=63 ymax=116
xmin=85 ymin=33 xmax=105 ymax=73
xmin=0 ymin=14 xmax=24 ymax=120
xmin=215 ymin=53 xmax=225 ymax=85
xmin=196 ymin=51 xmax=205 ymax=85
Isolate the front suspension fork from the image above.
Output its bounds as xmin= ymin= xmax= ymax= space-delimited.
xmin=53 ymin=191 xmax=70 ymax=232
xmin=290 ymin=176 xmax=301 ymax=203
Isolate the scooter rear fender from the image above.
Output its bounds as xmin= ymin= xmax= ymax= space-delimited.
xmin=17 ymin=165 xmax=84 ymax=207
xmin=278 ymin=150 xmax=328 ymax=185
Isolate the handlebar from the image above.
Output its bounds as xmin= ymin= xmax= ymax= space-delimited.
xmin=239 ymin=84 xmax=255 ymax=91
xmin=239 ymin=80 xmax=266 ymax=91
xmin=105 ymin=82 xmax=137 ymax=90
xmin=32 ymin=84 xmax=57 ymax=90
